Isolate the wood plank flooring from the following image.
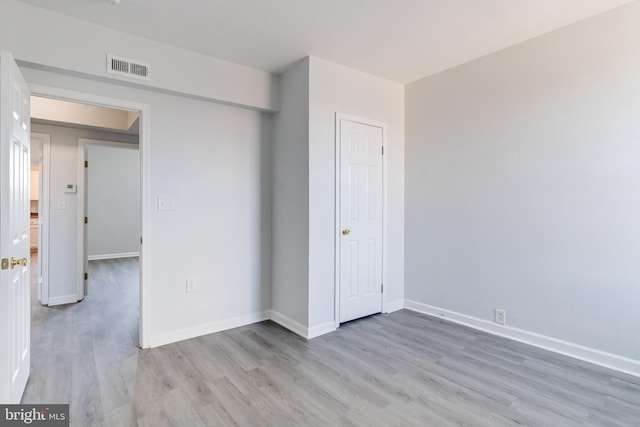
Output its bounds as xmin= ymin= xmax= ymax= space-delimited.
xmin=23 ymin=255 xmax=640 ymax=426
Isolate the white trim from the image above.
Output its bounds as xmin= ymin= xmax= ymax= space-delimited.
xmin=77 ymin=138 xmax=140 ymax=300
xmin=88 ymin=252 xmax=139 ymax=261
xmin=78 ymin=139 xmax=138 ymax=150
xmin=140 ymin=105 xmax=151 ymax=349
xmin=405 ymin=300 xmax=640 ymax=378
xmin=308 ymin=321 xmax=337 ymax=339
xmin=270 ymin=311 xmax=308 ymax=338
xmin=29 ymin=84 xmax=151 ymax=349
xmin=270 ymin=311 xmax=336 ymax=339
xmin=76 ymin=140 xmax=86 ymax=302
xmin=144 ymin=309 xmax=336 ymax=347
xmin=31 ymin=132 xmax=50 ymax=305
xmin=150 ymin=311 xmax=271 ymax=348
xmin=334 ymin=113 xmax=387 ymax=328
xmin=383 ymin=299 xmax=404 ymax=314
xmin=46 ymin=294 xmax=82 ymax=306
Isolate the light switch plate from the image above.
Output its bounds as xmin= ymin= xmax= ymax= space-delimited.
xmin=186 ymin=280 xmax=196 ymax=293
xmin=157 ymin=194 xmax=174 ymax=211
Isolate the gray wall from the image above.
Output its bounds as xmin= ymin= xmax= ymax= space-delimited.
xmin=272 ymin=58 xmax=310 ymax=327
xmin=405 ymin=2 xmax=640 ymax=360
xmin=87 ymin=144 xmax=140 ymax=259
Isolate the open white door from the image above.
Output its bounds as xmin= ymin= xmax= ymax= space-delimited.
xmin=338 ymin=118 xmax=383 ymax=323
xmin=0 ymin=52 xmax=31 ymax=403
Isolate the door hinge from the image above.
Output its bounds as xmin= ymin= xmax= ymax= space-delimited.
xmin=381 ymin=146 xmax=384 ymax=155
xmin=140 ymin=236 xmax=143 ymax=244
xmin=381 ymin=283 xmax=384 ymax=293
xmin=1 ymin=258 xmax=8 ymax=270
xmin=85 ymin=160 xmax=88 ymax=168
xmin=84 ymin=217 xmax=88 ymax=224
xmin=84 ymin=272 xmax=88 ymax=280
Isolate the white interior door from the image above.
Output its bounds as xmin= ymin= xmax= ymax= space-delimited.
xmin=0 ymin=52 xmax=31 ymax=403
xmin=339 ymin=118 xmax=383 ymax=323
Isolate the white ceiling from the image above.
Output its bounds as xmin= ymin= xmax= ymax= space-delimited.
xmin=18 ymin=0 xmax=635 ymax=83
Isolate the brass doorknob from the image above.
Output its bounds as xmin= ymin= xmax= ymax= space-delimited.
xmin=10 ymin=257 xmax=27 ymax=268
xmin=342 ymin=228 xmax=351 ymax=235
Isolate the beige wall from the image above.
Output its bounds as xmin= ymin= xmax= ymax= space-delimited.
xmin=32 ymin=98 xmax=137 ymax=131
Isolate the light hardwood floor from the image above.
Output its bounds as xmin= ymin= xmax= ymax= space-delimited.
xmin=23 ymin=255 xmax=640 ymax=426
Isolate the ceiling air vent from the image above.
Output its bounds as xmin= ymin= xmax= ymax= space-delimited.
xmin=106 ymin=54 xmax=150 ymax=81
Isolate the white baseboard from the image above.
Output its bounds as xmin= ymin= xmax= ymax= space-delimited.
xmin=270 ymin=311 xmax=336 ymax=339
xmin=308 ymin=321 xmax=337 ymax=339
xmin=88 ymin=252 xmax=139 ymax=261
xmin=150 ymin=309 xmax=338 ymax=348
xmin=150 ymin=310 xmax=271 ymax=348
xmin=46 ymin=294 xmax=82 ymax=306
xmin=405 ymin=300 xmax=640 ymax=378
xmin=270 ymin=310 xmax=308 ymax=338
xmin=384 ymin=299 xmax=405 ymax=314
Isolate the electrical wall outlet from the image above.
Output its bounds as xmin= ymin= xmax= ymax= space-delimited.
xmin=494 ymin=309 xmax=506 ymax=325
xmin=186 ymin=280 xmax=196 ymax=293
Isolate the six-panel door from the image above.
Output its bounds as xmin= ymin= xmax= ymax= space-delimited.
xmin=339 ymin=119 xmax=383 ymax=323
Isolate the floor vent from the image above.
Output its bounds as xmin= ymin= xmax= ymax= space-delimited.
xmin=106 ymin=54 xmax=150 ymax=81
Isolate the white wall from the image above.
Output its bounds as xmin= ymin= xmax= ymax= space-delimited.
xmin=1 ymin=0 xmax=274 ymax=346
xmin=271 ymin=57 xmax=405 ymax=336
xmin=272 ymin=59 xmax=310 ymax=329
xmin=1 ymin=0 xmax=278 ymax=112
xmin=4 ymin=0 xmax=273 ymax=347
xmin=308 ymin=57 xmax=405 ymax=329
xmin=26 ymin=67 xmax=273 ymax=347
xmin=405 ymin=2 xmax=640 ymax=361
xmin=87 ymin=144 xmax=140 ymax=259
xmin=31 ymin=123 xmax=138 ymax=304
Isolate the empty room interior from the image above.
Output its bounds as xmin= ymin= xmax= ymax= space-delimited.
xmin=1 ymin=0 xmax=639 ymax=425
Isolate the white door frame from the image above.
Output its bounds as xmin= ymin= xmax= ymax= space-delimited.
xmin=77 ymin=138 xmax=140 ymax=296
xmin=31 ymin=132 xmax=50 ymax=305
xmin=334 ymin=112 xmax=387 ymax=328
xmin=29 ymin=84 xmax=151 ymax=349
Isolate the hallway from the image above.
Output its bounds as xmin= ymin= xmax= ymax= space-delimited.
xmin=23 ymin=256 xmax=140 ymax=425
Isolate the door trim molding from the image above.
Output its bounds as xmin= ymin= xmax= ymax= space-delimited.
xmin=334 ymin=113 xmax=387 ymax=328
xmin=29 ymin=84 xmax=151 ymax=349
xmin=30 ymin=132 xmax=50 ymax=305
xmin=77 ymin=138 xmax=139 ymax=301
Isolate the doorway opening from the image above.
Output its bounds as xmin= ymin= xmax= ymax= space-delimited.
xmin=28 ymin=90 xmax=149 ymax=349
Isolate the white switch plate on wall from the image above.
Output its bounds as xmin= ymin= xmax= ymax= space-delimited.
xmin=157 ymin=194 xmax=175 ymax=211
